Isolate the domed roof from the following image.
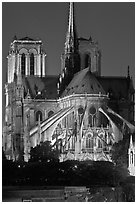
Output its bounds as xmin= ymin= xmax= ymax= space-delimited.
xmin=62 ymin=68 xmax=106 ymax=97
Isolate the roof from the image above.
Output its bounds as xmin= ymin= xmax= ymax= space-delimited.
xmin=23 ymin=75 xmax=58 ymax=99
xmin=62 ymin=68 xmax=106 ymax=97
xmin=97 ymin=76 xmax=134 ymax=100
xmin=19 ymin=37 xmax=36 ymax=41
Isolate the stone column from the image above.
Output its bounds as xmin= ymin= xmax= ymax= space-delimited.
xmin=42 ymin=54 xmax=46 ymax=76
xmin=25 ymin=54 xmax=29 ymax=76
xmin=7 ymin=55 xmax=10 ymax=83
xmin=11 ymin=53 xmax=15 ymax=82
xmin=34 ymin=54 xmax=37 ymax=76
xmin=19 ymin=54 xmax=22 ymax=74
xmin=16 ymin=53 xmax=20 ymax=76
xmin=37 ymin=54 xmax=41 ymax=76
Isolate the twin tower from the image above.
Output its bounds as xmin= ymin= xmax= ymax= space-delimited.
xmin=7 ymin=3 xmax=101 ymax=93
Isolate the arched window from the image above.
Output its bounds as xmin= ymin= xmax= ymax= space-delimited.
xmin=85 ymin=54 xmax=90 ymax=68
xmin=30 ymin=53 xmax=34 ymax=75
xmin=89 ymin=106 xmax=96 ymax=127
xmin=48 ymin=110 xmax=54 ymax=118
xmin=78 ymin=107 xmax=84 ymax=125
xmin=21 ymin=53 xmax=26 ymax=75
xmin=86 ymin=134 xmax=94 ymax=149
xmin=98 ymin=139 xmax=102 ymax=148
xmin=36 ymin=110 xmax=42 ymax=122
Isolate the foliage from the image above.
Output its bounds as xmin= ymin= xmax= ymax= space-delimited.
xmin=110 ymin=134 xmax=130 ymax=167
xmin=29 ymin=141 xmax=59 ymax=163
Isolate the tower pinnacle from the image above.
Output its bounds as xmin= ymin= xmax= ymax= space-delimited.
xmin=65 ymin=2 xmax=78 ymax=54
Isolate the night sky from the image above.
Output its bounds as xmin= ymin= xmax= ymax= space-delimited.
xmin=2 ymin=2 xmax=135 ymax=119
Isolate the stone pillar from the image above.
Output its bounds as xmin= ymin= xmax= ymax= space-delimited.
xmin=19 ymin=54 xmax=22 ymax=73
xmin=37 ymin=54 xmax=41 ymax=76
xmin=42 ymin=54 xmax=46 ymax=76
xmin=11 ymin=53 xmax=16 ymax=82
xmin=28 ymin=55 xmax=30 ymax=75
xmin=7 ymin=55 xmax=10 ymax=83
xmin=128 ymin=151 xmax=131 ymax=168
xmin=8 ymin=55 xmax=11 ymax=83
xmin=34 ymin=55 xmax=37 ymax=76
xmin=16 ymin=53 xmax=20 ymax=76
xmin=5 ymin=85 xmax=8 ymax=107
xmin=25 ymin=54 xmax=29 ymax=76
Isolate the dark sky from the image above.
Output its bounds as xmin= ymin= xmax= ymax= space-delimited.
xmin=2 ymin=2 xmax=135 ymax=118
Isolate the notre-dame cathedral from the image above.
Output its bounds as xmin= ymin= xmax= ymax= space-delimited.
xmin=3 ymin=3 xmax=135 ymax=174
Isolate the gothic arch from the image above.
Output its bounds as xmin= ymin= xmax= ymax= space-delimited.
xmin=86 ymin=133 xmax=94 ymax=149
xmin=35 ymin=110 xmax=43 ymax=122
xmin=29 ymin=48 xmax=37 ymax=55
xmin=78 ymin=106 xmax=84 ymax=124
xmin=19 ymin=48 xmax=28 ymax=55
xmin=88 ymin=106 xmax=96 ymax=127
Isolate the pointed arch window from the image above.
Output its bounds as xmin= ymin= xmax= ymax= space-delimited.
xmin=98 ymin=139 xmax=102 ymax=148
xmin=21 ymin=53 xmax=26 ymax=75
xmin=30 ymin=53 xmax=34 ymax=75
xmin=78 ymin=106 xmax=84 ymax=125
xmin=36 ymin=110 xmax=42 ymax=122
xmin=86 ymin=134 xmax=94 ymax=149
xmin=85 ymin=54 xmax=90 ymax=68
xmin=89 ymin=106 xmax=96 ymax=127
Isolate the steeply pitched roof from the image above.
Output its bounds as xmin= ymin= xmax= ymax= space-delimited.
xmin=23 ymin=75 xmax=58 ymax=99
xmin=97 ymin=76 xmax=134 ymax=100
xmin=62 ymin=68 xmax=106 ymax=97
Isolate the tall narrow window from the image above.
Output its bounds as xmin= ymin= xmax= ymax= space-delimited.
xmin=30 ymin=53 xmax=34 ymax=75
xmin=21 ymin=53 xmax=25 ymax=75
xmin=78 ymin=107 xmax=84 ymax=125
xmin=85 ymin=54 xmax=90 ymax=68
xmin=86 ymin=134 xmax=94 ymax=149
xmin=36 ymin=110 xmax=42 ymax=122
xmin=89 ymin=106 xmax=96 ymax=127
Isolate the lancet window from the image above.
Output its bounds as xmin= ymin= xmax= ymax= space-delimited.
xmin=89 ymin=106 xmax=96 ymax=127
xmin=86 ymin=134 xmax=94 ymax=149
xmin=21 ymin=53 xmax=26 ymax=75
xmin=36 ymin=110 xmax=42 ymax=122
xmin=30 ymin=53 xmax=34 ymax=75
xmin=78 ymin=106 xmax=84 ymax=125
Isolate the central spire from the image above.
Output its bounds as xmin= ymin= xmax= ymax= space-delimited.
xmin=65 ymin=2 xmax=78 ymax=54
xmin=59 ymin=2 xmax=80 ymax=95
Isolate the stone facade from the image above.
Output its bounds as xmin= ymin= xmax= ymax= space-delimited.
xmin=3 ymin=3 xmax=134 ymax=164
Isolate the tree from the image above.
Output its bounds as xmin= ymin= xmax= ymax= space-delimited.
xmin=29 ymin=141 xmax=59 ymax=163
xmin=110 ymin=134 xmax=130 ymax=167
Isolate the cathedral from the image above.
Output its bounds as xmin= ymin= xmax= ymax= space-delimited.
xmin=3 ymin=3 xmax=135 ymax=171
